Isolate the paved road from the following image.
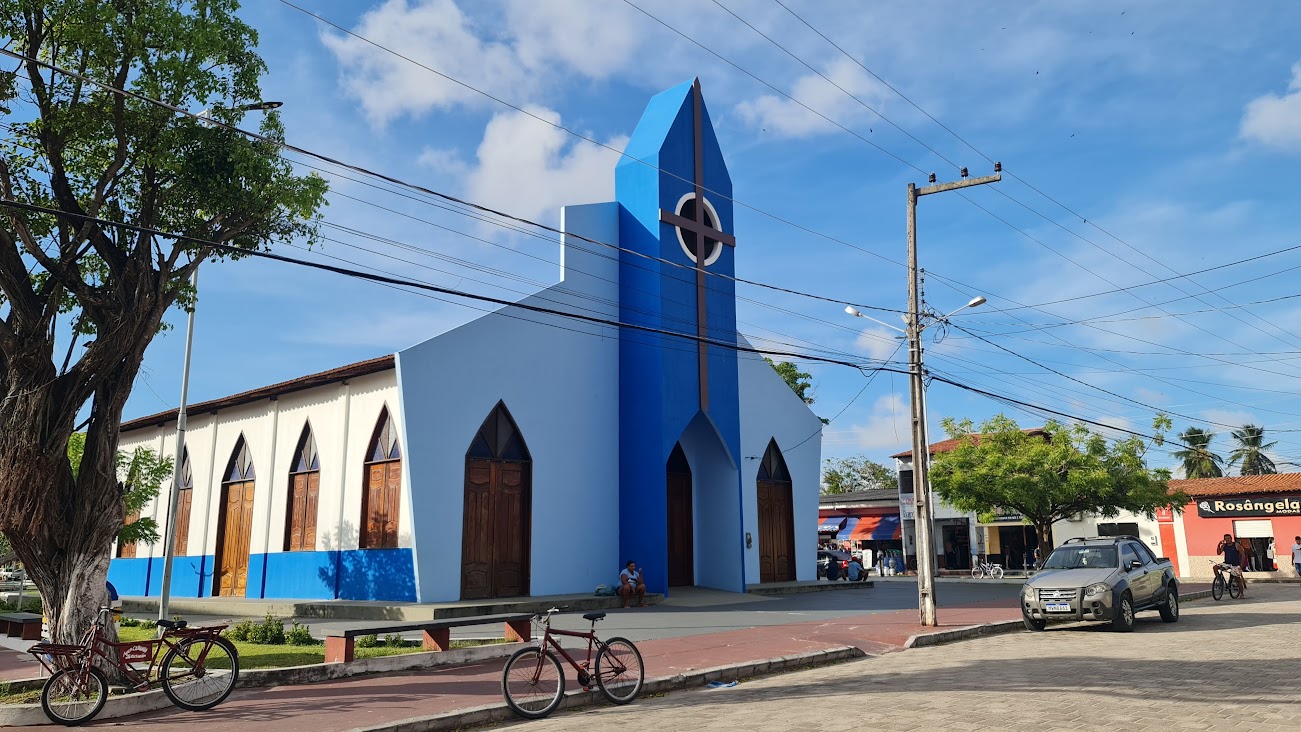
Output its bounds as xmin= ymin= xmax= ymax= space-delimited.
xmin=497 ymin=585 xmax=1301 ymax=732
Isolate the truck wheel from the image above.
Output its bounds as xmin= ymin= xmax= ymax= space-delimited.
xmin=1022 ymin=613 xmax=1047 ymax=632
xmin=1158 ymin=586 xmax=1179 ymax=623
xmin=1110 ymin=591 xmax=1135 ymax=632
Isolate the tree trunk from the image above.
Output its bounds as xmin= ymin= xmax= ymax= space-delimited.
xmin=1035 ymin=522 xmax=1056 ymax=568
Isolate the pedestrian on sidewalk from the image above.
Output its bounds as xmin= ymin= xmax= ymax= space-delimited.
xmin=619 ymin=561 xmax=646 ymax=608
xmin=1292 ymin=536 xmax=1301 ymax=577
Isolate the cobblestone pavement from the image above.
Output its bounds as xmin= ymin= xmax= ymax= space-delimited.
xmin=498 ymin=585 xmax=1301 ymax=732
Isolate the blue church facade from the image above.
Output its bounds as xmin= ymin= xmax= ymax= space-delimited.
xmin=111 ymin=81 xmax=822 ymax=603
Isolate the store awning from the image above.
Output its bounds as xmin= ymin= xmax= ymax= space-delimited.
xmin=817 ymin=517 xmax=845 ymax=534
xmin=847 ymin=514 xmax=903 ymax=541
xmin=835 ymin=518 xmax=859 ymax=541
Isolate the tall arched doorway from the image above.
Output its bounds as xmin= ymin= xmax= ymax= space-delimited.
xmin=285 ymin=423 xmax=321 ymax=552
xmin=215 ymin=436 xmax=256 ymax=597
xmin=666 ymin=442 xmax=694 ymax=587
xmin=756 ymin=439 xmax=795 ymax=583
xmin=461 ymin=402 xmax=532 ymax=600
xmin=173 ymin=448 xmax=195 ymax=557
xmin=362 ymin=407 xmax=402 ymax=549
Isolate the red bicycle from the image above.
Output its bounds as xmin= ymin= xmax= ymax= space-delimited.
xmin=501 ymin=607 xmax=644 ymax=719
xmin=29 ymin=607 xmax=239 ymax=726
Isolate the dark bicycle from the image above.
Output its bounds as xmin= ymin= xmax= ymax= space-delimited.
xmin=501 ymin=607 xmax=644 ymax=719
xmin=29 ymin=607 xmax=238 ymax=726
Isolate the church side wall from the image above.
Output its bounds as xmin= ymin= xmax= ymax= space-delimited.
xmin=737 ymin=349 xmax=825 ymax=584
xmin=398 ymin=202 xmax=622 ymax=602
xmin=109 ymin=370 xmax=414 ymax=602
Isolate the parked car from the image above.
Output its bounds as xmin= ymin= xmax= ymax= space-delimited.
xmin=817 ymin=550 xmax=852 ymax=578
xmin=1020 ymin=536 xmax=1179 ymax=632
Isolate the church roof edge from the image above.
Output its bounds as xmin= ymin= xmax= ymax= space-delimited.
xmin=121 ymin=354 xmax=395 ymax=433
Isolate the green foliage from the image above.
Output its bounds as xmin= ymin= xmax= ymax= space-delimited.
xmin=1228 ymin=424 xmax=1277 ymax=476
xmin=67 ymin=433 xmax=173 ymax=546
xmin=0 ymin=596 xmax=42 ymax=613
xmin=1172 ymin=427 xmax=1224 ymax=478
xmin=251 ymin=615 xmax=286 ymax=645
xmin=930 ymin=415 xmax=1184 ymax=554
xmin=765 ymin=358 xmax=815 ymax=405
xmin=821 ymin=456 xmax=896 ymax=495
xmin=227 ymin=619 xmax=257 ymax=642
xmin=384 ymin=633 xmax=406 ymax=647
xmin=286 ymin=622 xmax=315 ymax=646
xmin=355 ymin=633 xmax=381 ymax=649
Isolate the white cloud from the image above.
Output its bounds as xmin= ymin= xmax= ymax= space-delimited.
xmin=845 ymin=393 xmax=910 ymax=450
xmin=321 ymin=0 xmax=644 ymax=128
xmin=416 ymin=147 xmax=469 ymax=176
xmin=856 ymin=326 xmax=904 ymax=361
xmin=460 ymin=107 xmax=626 ymax=225
xmin=1240 ymin=62 xmax=1301 ymax=152
xmin=735 ymin=57 xmax=892 ymax=138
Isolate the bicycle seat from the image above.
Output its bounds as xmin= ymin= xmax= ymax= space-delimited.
xmin=583 ymin=612 xmax=606 ymax=622
xmin=156 ymin=619 xmax=188 ymax=630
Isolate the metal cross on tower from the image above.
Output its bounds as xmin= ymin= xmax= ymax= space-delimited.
xmin=658 ymin=79 xmax=736 ymax=411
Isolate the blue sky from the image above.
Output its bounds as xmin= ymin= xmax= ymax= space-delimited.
xmin=126 ymin=1 xmax=1301 ymax=473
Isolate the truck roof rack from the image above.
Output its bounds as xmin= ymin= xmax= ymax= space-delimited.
xmin=1062 ymin=535 xmax=1140 ymax=545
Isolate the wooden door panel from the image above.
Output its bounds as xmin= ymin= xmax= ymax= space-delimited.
xmin=461 ymin=459 xmax=494 ymax=600
xmin=287 ymin=474 xmax=306 ymax=552
xmin=305 ymin=472 xmax=320 ymax=550
xmin=174 ymin=490 xmax=192 ymax=557
xmin=365 ymin=464 xmax=385 ymax=548
xmin=667 ymin=472 xmax=694 ymax=587
xmin=493 ymin=463 xmax=527 ymax=597
xmin=757 ymin=481 xmax=775 ymax=583
xmin=773 ymin=482 xmax=795 ymax=582
xmin=216 ymin=481 xmax=254 ymax=597
xmin=383 ymin=462 xmax=402 ymax=549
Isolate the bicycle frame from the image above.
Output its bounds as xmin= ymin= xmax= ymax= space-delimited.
xmin=538 ymin=623 xmax=603 ymax=676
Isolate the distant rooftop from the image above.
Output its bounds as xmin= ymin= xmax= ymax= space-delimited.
xmin=819 ymin=489 xmax=898 ymax=505
xmin=1168 ymin=473 xmax=1301 ymax=497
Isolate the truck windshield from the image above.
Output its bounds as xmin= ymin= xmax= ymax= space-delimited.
xmin=1043 ymin=546 xmax=1118 ymax=570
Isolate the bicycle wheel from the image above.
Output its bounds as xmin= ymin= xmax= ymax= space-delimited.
xmin=1228 ymin=575 xmax=1243 ymax=599
xmin=502 ymin=647 xmax=565 ymax=719
xmin=41 ymin=666 xmax=107 ymax=726
xmin=991 ymin=565 xmax=1005 ymax=579
xmin=970 ymin=566 xmax=983 ymax=579
xmin=595 ymin=637 xmax=644 ymax=705
xmin=1211 ymin=575 xmax=1225 ymax=600
xmin=161 ymin=636 xmax=240 ymax=711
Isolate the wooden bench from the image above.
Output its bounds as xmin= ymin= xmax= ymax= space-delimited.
xmin=0 ymin=612 xmax=43 ymax=641
xmin=323 ymin=613 xmax=533 ymax=664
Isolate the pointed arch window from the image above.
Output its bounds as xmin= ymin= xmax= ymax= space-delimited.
xmin=466 ymin=403 xmax=530 ymax=461
xmin=227 ymin=438 xmax=256 ymax=482
xmin=285 ymin=424 xmax=322 ymax=552
xmin=757 ymin=439 xmax=791 ymax=482
xmin=362 ymin=407 xmax=402 ymax=549
xmin=172 ymin=449 xmax=195 ymax=556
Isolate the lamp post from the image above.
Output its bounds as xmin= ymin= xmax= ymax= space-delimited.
xmin=157 ymin=101 xmax=281 ymax=622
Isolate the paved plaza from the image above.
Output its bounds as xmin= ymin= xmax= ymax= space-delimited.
xmin=499 ymin=585 xmax=1301 ymax=732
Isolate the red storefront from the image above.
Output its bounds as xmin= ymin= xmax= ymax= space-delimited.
xmin=1169 ymin=475 xmax=1301 ymax=577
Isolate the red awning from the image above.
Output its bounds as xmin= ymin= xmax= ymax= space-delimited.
xmin=848 ymin=515 xmax=902 ymax=541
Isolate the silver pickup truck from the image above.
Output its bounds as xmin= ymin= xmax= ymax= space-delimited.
xmin=1021 ymin=536 xmax=1180 ymax=632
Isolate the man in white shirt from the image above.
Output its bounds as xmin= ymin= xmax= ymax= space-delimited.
xmin=1292 ymin=536 xmax=1301 ymax=578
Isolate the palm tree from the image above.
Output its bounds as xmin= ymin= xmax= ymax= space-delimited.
xmin=1228 ymin=424 xmax=1277 ymax=475
xmin=1172 ymin=427 xmax=1224 ymax=478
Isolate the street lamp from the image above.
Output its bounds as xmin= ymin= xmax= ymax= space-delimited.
xmin=156 ymin=100 xmax=281 ymax=622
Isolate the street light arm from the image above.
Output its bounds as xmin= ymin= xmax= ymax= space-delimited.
xmin=844 ymin=305 xmax=906 ymax=334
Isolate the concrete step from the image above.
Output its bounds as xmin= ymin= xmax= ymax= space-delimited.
xmin=123 ymin=591 xmax=664 ymax=621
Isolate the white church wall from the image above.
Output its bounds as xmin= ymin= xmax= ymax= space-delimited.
xmin=398 ymin=202 xmax=622 ymax=602
xmin=737 ymin=346 xmax=824 ymax=584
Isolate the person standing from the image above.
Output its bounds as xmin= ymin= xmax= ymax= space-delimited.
xmin=1292 ymin=536 xmax=1301 ymax=578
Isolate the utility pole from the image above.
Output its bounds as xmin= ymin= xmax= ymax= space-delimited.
xmin=158 ymin=267 xmax=198 ymax=622
xmin=907 ymin=167 xmax=1000 ymax=627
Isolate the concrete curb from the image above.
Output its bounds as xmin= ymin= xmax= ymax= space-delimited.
xmin=343 ymin=645 xmax=866 ymax=732
xmin=746 ymin=581 xmax=874 ymax=595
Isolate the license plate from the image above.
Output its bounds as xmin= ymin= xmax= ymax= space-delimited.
xmin=1044 ymin=602 xmax=1072 ymax=612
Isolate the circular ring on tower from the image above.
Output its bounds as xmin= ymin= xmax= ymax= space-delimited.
xmin=672 ymin=192 xmax=724 ymax=267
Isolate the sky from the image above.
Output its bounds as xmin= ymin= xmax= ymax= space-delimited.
xmin=123 ymin=0 xmax=1301 ymax=475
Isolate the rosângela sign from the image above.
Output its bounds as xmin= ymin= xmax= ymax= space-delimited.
xmin=1196 ymin=495 xmax=1301 ymax=518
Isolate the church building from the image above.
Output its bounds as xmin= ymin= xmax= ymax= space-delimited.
xmin=109 ymin=80 xmax=823 ymax=603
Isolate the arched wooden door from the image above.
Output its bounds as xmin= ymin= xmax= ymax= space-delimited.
xmin=666 ymin=443 xmax=694 ymax=587
xmin=285 ymin=424 xmax=321 ymax=552
xmin=362 ymin=409 xmax=402 ymax=549
xmin=757 ymin=439 xmax=795 ymax=583
xmin=461 ymin=403 xmax=532 ymax=600
xmin=215 ymin=437 xmax=256 ymax=597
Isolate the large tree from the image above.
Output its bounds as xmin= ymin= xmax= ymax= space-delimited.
xmin=821 ymin=456 xmax=895 ymax=495
xmin=929 ymin=415 xmax=1185 ymax=560
xmin=765 ymin=358 xmax=814 ymax=404
xmin=1171 ymin=427 xmax=1224 ymax=478
xmin=1228 ymin=424 xmax=1277 ymax=476
xmin=0 ymin=1 xmax=325 ymax=642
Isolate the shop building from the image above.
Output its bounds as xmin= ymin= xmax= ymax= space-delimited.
xmin=817 ymin=489 xmax=903 ymax=566
xmin=1166 ymin=474 xmax=1301 ymax=579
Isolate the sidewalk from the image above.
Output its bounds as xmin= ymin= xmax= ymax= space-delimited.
xmin=108 ymin=601 xmax=1022 ymax=732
